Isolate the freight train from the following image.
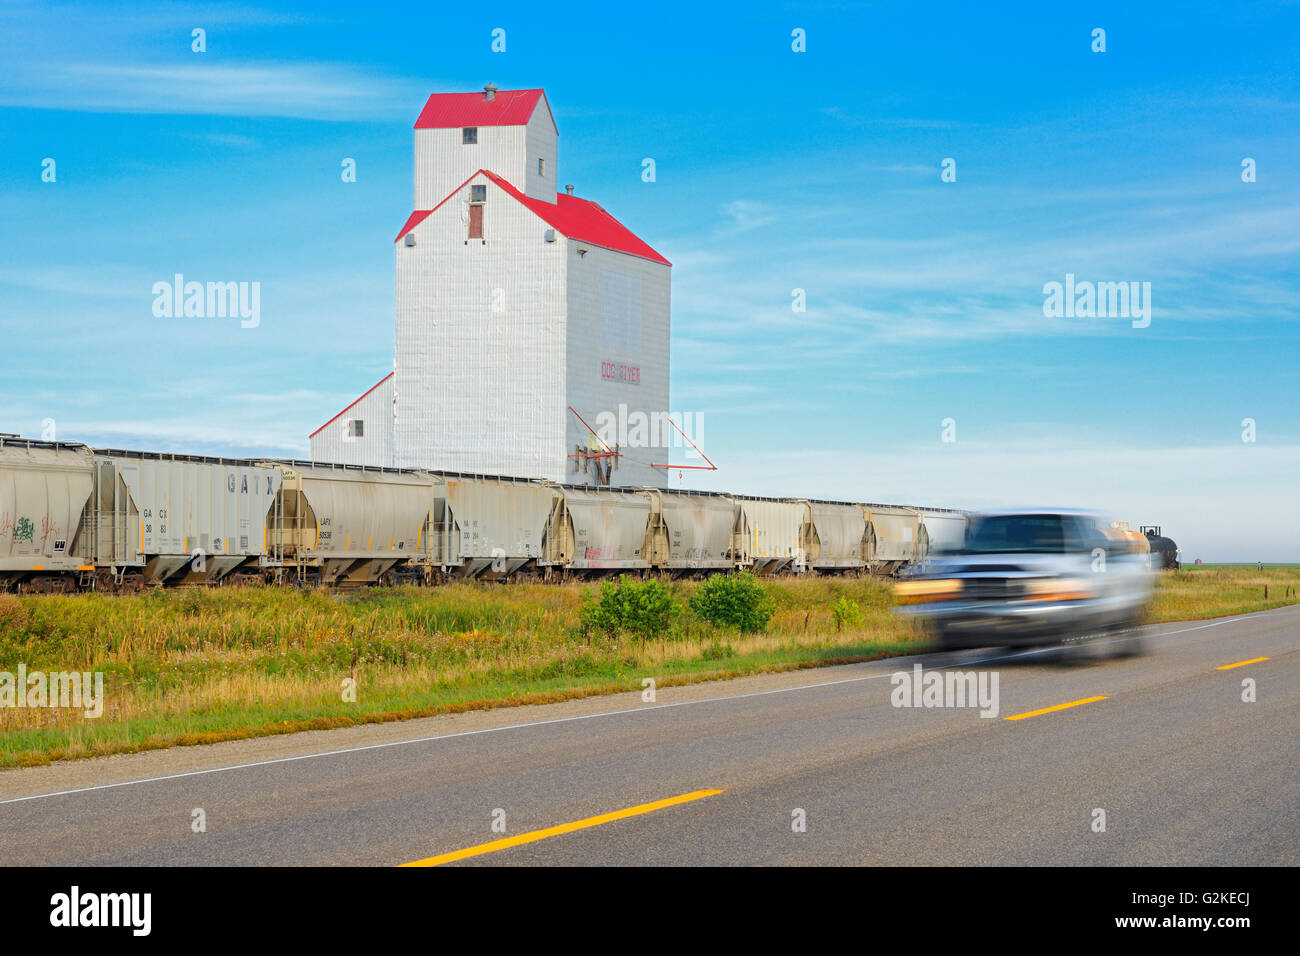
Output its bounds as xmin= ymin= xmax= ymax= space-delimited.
xmin=0 ymin=437 xmax=967 ymax=592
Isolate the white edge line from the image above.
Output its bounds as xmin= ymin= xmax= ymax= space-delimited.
xmin=0 ymin=610 xmax=1282 ymax=806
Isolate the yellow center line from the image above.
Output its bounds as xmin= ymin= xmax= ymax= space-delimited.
xmin=399 ymin=788 xmax=725 ymax=867
xmin=1216 ymin=657 xmax=1270 ymax=670
xmin=1004 ymin=696 xmax=1109 ymax=721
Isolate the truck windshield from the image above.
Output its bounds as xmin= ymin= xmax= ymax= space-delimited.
xmin=965 ymin=515 xmax=1068 ymax=554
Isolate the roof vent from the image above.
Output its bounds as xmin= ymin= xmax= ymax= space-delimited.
xmin=565 ymin=184 xmax=574 ymax=195
xmin=483 ymin=83 xmax=498 ymax=101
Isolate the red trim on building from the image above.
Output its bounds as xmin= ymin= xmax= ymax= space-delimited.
xmin=394 ymin=169 xmax=668 ymax=265
xmin=393 ymin=169 xmax=491 ymax=242
xmin=309 ymin=372 xmax=394 ymax=439
xmin=394 ymin=210 xmax=433 ymax=241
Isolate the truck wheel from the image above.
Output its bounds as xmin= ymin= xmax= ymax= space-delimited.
xmin=1057 ymin=634 xmax=1097 ymax=665
xmin=1109 ymin=625 xmax=1145 ymax=658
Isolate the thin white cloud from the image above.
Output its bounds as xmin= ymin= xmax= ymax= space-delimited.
xmin=872 ymin=163 xmax=935 ymax=175
xmin=32 ymin=417 xmax=308 ymax=456
xmin=0 ymin=61 xmax=429 ymax=120
xmin=820 ymin=106 xmax=961 ymax=130
xmin=183 ymin=131 xmax=261 ymax=149
xmin=683 ymin=439 xmax=1300 ymax=562
xmin=717 ymin=200 xmax=776 ymax=235
xmin=663 ymin=193 xmax=1300 ymax=351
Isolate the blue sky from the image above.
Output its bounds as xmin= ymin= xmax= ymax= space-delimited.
xmin=1 ymin=0 xmax=1297 ymax=559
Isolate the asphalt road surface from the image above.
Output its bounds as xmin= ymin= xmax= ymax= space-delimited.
xmin=1 ymin=606 xmax=1296 ymax=866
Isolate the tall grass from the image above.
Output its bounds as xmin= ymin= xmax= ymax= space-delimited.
xmin=1149 ymin=566 xmax=1300 ymax=621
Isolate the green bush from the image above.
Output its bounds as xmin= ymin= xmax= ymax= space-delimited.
xmin=581 ymin=576 xmax=679 ymax=642
xmin=700 ymin=641 xmax=736 ymax=661
xmin=689 ymin=571 xmax=775 ymax=634
xmin=832 ymin=597 xmax=863 ymax=632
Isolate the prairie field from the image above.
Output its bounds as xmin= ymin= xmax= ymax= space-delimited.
xmin=1 ymin=567 xmax=1297 ymax=768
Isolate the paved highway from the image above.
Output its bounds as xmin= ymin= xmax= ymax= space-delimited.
xmin=1 ymin=606 xmax=1295 ymax=865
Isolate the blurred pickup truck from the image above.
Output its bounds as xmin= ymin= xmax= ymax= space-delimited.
xmin=894 ymin=510 xmax=1155 ymax=656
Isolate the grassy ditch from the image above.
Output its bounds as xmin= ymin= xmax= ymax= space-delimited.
xmin=1 ymin=567 xmax=1297 ymax=768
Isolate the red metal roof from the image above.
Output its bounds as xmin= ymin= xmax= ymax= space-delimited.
xmin=483 ymin=172 xmax=671 ymax=266
xmin=394 ymin=170 xmax=669 ymax=266
xmin=414 ymin=89 xmax=551 ymax=130
xmin=309 ymin=372 xmax=393 ymax=439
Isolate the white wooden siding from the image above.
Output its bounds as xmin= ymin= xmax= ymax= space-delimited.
xmin=524 ymin=98 xmax=558 ymax=202
xmin=394 ymin=172 xmax=568 ymax=478
xmin=310 ymin=374 xmax=395 ymax=467
xmin=563 ymin=242 xmax=671 ymax=488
